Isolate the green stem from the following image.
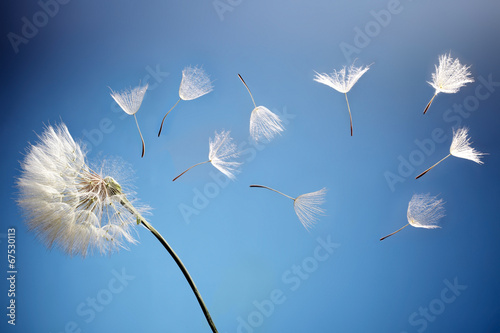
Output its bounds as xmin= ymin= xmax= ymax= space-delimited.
xmin=133 ymin=114 xmax=145 ymax=158
xmin=415 ymin=154 xmax=451 ymax=179
xmin=158 ymin=98 xmax=181 ymax=137
xmin=173 ymin=160 xmax=211 ymax=181
xmin=119 ymin=198 xmax=218 ymax=333
xmin=380 ymin=223 xmax=409 ymax=241
xmin=249 ymin=184 xmax=295 ymax=200
xmin=238 ymin=74 xmax=257 ymax=108
xmin=345 ymin=93 xmax=353 ymax=136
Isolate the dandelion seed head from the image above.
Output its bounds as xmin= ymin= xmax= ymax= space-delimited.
xmin=429 ymin=53 xmax=474 ymax=95
xmin=293 ymin=188 xmax=327 ymax=230
xmin=17 ymin=123 xmax=146 ymax=257
xmin=314 ymin=62 xmax=370 ymax=94
xmin=407 ymin=193 xmax=445 ymax=229
xmin=179 ymin=66 xmax=214 ymax=101
xmin=449 ymin=127 xmax=485 ymax=164
xmin=110 ymin=83 xmax=148 ymax=115
xmin=208 ymin=130 xmax=241 ymax=180
xmin=250 ymin=106 xmax=284 ymax=143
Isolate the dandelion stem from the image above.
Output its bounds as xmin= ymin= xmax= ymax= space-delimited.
xmin=173 ymin=160 xmax=211 ymax=181
xmin=158 ymin=98 xmax=181 ymax=137
xmin=133 ymin=114 xmax=145 ymax=158
xmin=415 ymin=154 xmax=451 ymax=179
xmin=249 ymin=185 xmax=295 ymax=200
xmin=345 ymin=93 xmax=353 ymax=136
xmin=238 ymin=74 xmax=257 ymax=108
xmin=118 ymin=198 xmax=218 ymax=333
xmin=423 ymin=94 xmax=437 ymax=115
xmin=380 ymin=223 xmax=409 ymax=241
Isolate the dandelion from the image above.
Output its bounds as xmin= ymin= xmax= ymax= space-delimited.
xmin=423 ymin=53 xmax=474 ymax=114
xmin=158 ymin=66 xmax=214 ymax=137
xmin=238 ymin=74 xmax=284 ymax=143
xmin=110 ymin=83 xmax=148 ymax=157
xmin=250 ymin=185 xmax=326 ymax=229
xmin=173 ymin=130 xmax=241 ymax=181
xmin=17 ymin=122 xmax=219 ymax=332
xmin=380 ymin=193 xmax=445 ymax=241
xmin=314 ymin=62 xmax=370 ymax=136
xmin=416 ymin=127 xmax=485 ymax=179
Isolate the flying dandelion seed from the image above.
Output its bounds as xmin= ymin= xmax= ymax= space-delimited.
xmin=250 ymin=185 xmax=326 ymax=229
xmin=238 ymin=74 xmax=284 ymax=143
xmin=173 ymin=130 xmax=241 ymax=181
xmin=423 ymin=53 xmax=474 ymax=114
xmin=17 ymin=123 xmax=218 ymax=333
xmin=158 ymin=66 xmax=214 ymax=137
xmin=110 ymin=83 xmax=148 ymax=157
xmin=380 ymin=193 xmax=445 ymax=241
xmin=416 ymin=127 xmax=486 ymax=179
xmin=314 ymin=62 xmax=370 ymax=136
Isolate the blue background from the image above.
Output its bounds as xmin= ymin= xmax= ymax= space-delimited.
xmin=1 ymin=0 xmax=500 ymax=332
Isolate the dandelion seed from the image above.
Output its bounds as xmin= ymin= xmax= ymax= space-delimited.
xmin=314 ymin=61 xmax=370 ymax=136
xmin=158 ymin=66 xmax=213 ymax=137
xmin=17 ymin=122 xmax=219 ymax=332
xmin=110 ymin=83 xmax=148 ymax=157
xmin=250 ymin=185 xmax=326 ymax=229
xmin=238 ymin=74 xmax=284 ymax=143
xmin=416 ymin=127 xmax=485 ymax=179
xmin=380 ymin=193 xmax=445 ymax=241
xmin=423 ymin=53 xmax=474 ymax=114
xmin=173 ymin=130 xmax=241 ymax=181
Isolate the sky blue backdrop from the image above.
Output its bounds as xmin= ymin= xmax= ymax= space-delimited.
xmin=1 ymin=0 xmax=500 ymax=332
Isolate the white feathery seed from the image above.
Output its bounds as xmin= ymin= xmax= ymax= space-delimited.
xmin=423 ymin=54 xmax=473 ymax=114
xmin=179 ymin=66 xmax=214 ymax=101
xmin=17 ymin=123 xmax=147 ymax=257
xmin=415 ymin=127 xmax=486 ymax=179
xmin=110 ymin=83 xmax=148 ymax=115
xmin=407 ymin=194 xmax=445 ymax=229
xmin=449 ymin=127 xmax=485 ymax=164
xmin=313 ymin=62 xmax=370 ymax=135
xmin=110 ymin=83 xmax=148 ymax=157
xmin=238 ymin=74 xmax=284 ymax=143
xmin=208 ymin=130 xmax=242 ymax=179
xmin=293 ymin=188 xmax=327 ymax=229
xmin=313 ymin=63 xmax=370 ymax=94
xmin=429 ymin=53 xmax=474 ymax=95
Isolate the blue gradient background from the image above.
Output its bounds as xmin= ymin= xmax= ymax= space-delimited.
xmin=1 ymin=0 xmax=500 ymax=332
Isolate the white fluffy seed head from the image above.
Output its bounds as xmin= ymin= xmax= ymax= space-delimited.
xmin=17 ymin=123 xmax=147 ymax=257
xmin=179 ymin=66 xmax=214 ymax=101
xmin=314 ymin=62 xmax=370 ymax=94
xmin=249 ymin=106 xmax=284 ymax=143
xmin=293 ymin=188 xmax=327 ymax=230
xmin=208 ymin=130 xmax=241 ymax=180
xmin=449 ymin=127 xmax=486 ymax=164
xmin=428 ymin=53 xmax=474 ymax=95
xmin=407 ymin=193 xmax=445 ymax=229
xmin=110 ymin=83 xmax=148 ymax=115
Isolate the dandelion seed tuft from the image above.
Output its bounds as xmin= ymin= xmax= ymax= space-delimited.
xmin=407 ymin=193 xmax=445 ymax=229
xmin=16 ymin=123 xmax=147 ymax=257
xmin=179 ymin=66 xmax=214 ymax=101
xmin=293 ymin=188 xmax=327 ymax=229
xmin=450 ymin=127 xmax=485 ymax=164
